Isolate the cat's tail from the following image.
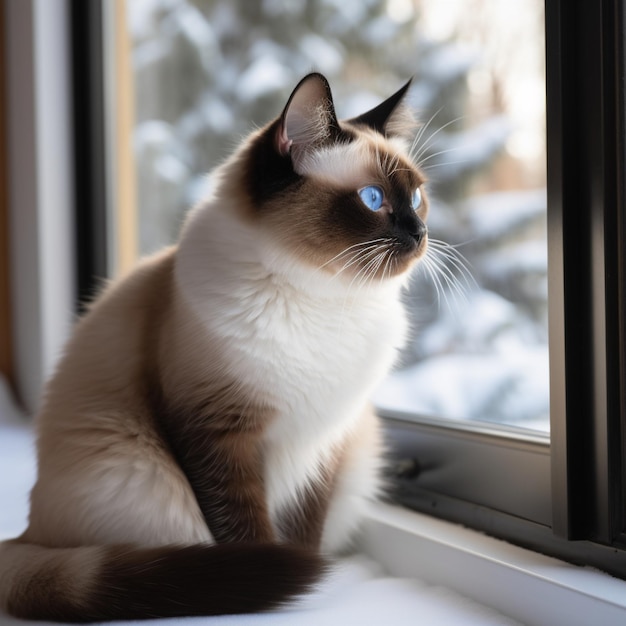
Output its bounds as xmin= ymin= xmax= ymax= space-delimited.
xmin=0 ymin=537 xmax=327 ymax=622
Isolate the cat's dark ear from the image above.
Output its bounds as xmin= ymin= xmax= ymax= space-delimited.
xmin=276 ymin=73 xmax=340 ymax=159
xmin=348 ymin=79 xmax=416 ymax=139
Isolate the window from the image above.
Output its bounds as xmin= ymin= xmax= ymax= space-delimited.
xmin=67 ymin=0 xmax=625 ymax=581
xmin=109 ymin=0 xmax=550 ymax=435
xmin=381 ymin=0 xmax=625 ymax=577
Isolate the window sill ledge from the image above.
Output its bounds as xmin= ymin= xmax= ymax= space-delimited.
xmin=359 ymin=501 xmax=626 ymax=626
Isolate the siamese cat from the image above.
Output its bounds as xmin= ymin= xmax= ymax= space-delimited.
xmin=0 ymin=73 xmax=429 ymax=621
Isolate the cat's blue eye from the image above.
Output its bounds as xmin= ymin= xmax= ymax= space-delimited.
xmin=358 ymin=185 xmax=384 ymax=211
xmin=412 ymin=188 xmax=422 ymax=210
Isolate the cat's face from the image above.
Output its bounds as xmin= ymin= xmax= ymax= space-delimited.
xmin=237 ymin=73 xmax=428 ymax=282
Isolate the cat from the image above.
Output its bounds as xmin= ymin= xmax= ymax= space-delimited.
xmin=0 ymin=72 xmax=429 ymax=622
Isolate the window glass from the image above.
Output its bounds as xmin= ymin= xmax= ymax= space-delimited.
xmin=119 ymin=0 xmax=548 ymax=432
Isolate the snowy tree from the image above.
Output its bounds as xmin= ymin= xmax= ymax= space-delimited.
xmin=129 ymin=0 xmax=488 ymax=248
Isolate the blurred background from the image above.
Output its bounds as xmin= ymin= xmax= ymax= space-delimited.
xmin=116 ymin=0 xmax=548 ymax=432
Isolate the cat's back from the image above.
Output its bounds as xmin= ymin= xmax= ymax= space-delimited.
xmin=44 ymin=246 xmax=176 ymax=413
xmin=34 ymin=246 xmax=177 ymax=476
xmin=26 ymin=246 xmax=210 ymax=547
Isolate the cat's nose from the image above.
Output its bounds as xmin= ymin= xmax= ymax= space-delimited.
xmin=396 ymin=211 xmax=427 ymax=244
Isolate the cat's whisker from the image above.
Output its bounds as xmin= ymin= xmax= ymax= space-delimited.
xmin=409 ymin=106 xmax=445 ymax=162
xmin=417 ymin=235 xmax=478 ymax=314
xmin=428 ymin=239 xmax=476 ymax=290
xmin=411 ymin=115 xmax=465 ymax=165
xmin=338 ymin=254 xmax=379 ymax=333
xmin=356 ymin=257 xmax=381 ymax=294
xmin=374 ymin=143 xmax=387 ymax=179
xmin=385 ymin=152 xmax=402 ymax=177
xmin=428 ymin=243 xmax=470 ymax=291
xmin=428 ymin=236 xmax=475 ymax=250
xmin=352 ymin=250 xmax=386 ymax=292
xmin=340 ymin=241 xmax=394 ymax=310
xmin=315 ymin=238 xmax=389 ymax=273
xmin=420 ymin=159 xmax=471 ymax=171
xmin=381 ymin=246 xmax=396 ymax=284
xmin=364 ymin=249 xmax=390 ymax=292
xmin=430 ymin=258 xmax=468 ymax=307
xmin=431 ymin=251 xmax=474 ymax=292
xmin=371 ymin=241 xmax=400 ymax=291
xmin=416 ymin=146 xmax=463 ymax=169
xmin=319 ymin=239 xmax=388 ymax=268
xmin=435 ymin=256 xmax=474 ymax=294
xmin=377 ymin=146 xmax=393 ymax=179
xmin=426 ymin=251 xmax=470 ymax=310
xmin=421 ymin=255 xmax=454 ymax=311
xmin=412 ymin=115 xmax=465 ymax=160
xmin=388 ymin=164 xmax=414 ymax=177
xmin=343 ymin=242 xmax=388 ymax=265
xmin=327 ymin=241 xmax=394 ymax=299
xmin=376 ymin=146 xmax=410 ymax=180
xmin=389 ymin=253 xmax=401 ymax=284
xmin=334 ymin=241 xmax=392 ymax=278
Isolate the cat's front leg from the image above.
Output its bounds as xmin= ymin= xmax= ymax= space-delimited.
xmin=164 ymin=421 xmax=274 ymax=544
xmin=276 ymin=456 xmax=340 ymax=551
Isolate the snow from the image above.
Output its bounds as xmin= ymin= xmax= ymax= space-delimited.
xmin=421 ymin=116 xmax=511 ymax=175
xmin=419 ymin=43 xmax=478 ymax=85
xmin=342 ymin=92 xmax=383 ymax=118
xmin=322 ymin=0 xmax=372 ymax=28
xmin=263 ymin=0 xmax=308 ymax=18
xmin=481 ymin=240 xmax=548 ymax=279
xmin=134 ymin=119 xmax=176 ymax=148
xmin=209 ymin=2 xmax=240 ymax=38
xmin=179 ymin=98 xmax=235 ymax=138
xmin=381 ymin=285 xmax=550 ymax=431
xmin=299 ymin=35 xmax=344 ymax=75
xmin=362 ymin=16 xmax=402 ymax=45
xmin=155 ymin=153 xmax=188 ymax=184
xmin=374 ymin=344 xmax=549 ymax=430
xmin=465 ymin=189 xmax=547 ymax=240
xmin=133 ymin=37 xmax=172 ymax=70
xmin=126 ymin=0 xmax=180 ymax=39
xmin=162 ymin=4 xmax=220 ymax=72
xmin=237 ymin=57 xmax=292 ymax=102
xmin=165 ymin=3 xmax=215 ymax=50
xmin=186 ymin=173 xmax=214 ymax=206
xmin=134 ymin=120 xmax=192 ymax=166
xmin=418 ymin=290 xmax=520 ymax=356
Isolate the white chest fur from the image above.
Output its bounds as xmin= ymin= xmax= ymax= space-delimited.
xmin=176 ymin=205 xmax=409 ymax=520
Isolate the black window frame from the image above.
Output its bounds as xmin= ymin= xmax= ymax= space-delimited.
xmin=71 ymin=0 xmax=109 ymax=310
xmin=71 ymin=0 xmax=626 ymax=580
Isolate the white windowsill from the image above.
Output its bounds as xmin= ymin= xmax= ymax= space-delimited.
xmin=359 ymin=501 xmax=626 ymax=626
